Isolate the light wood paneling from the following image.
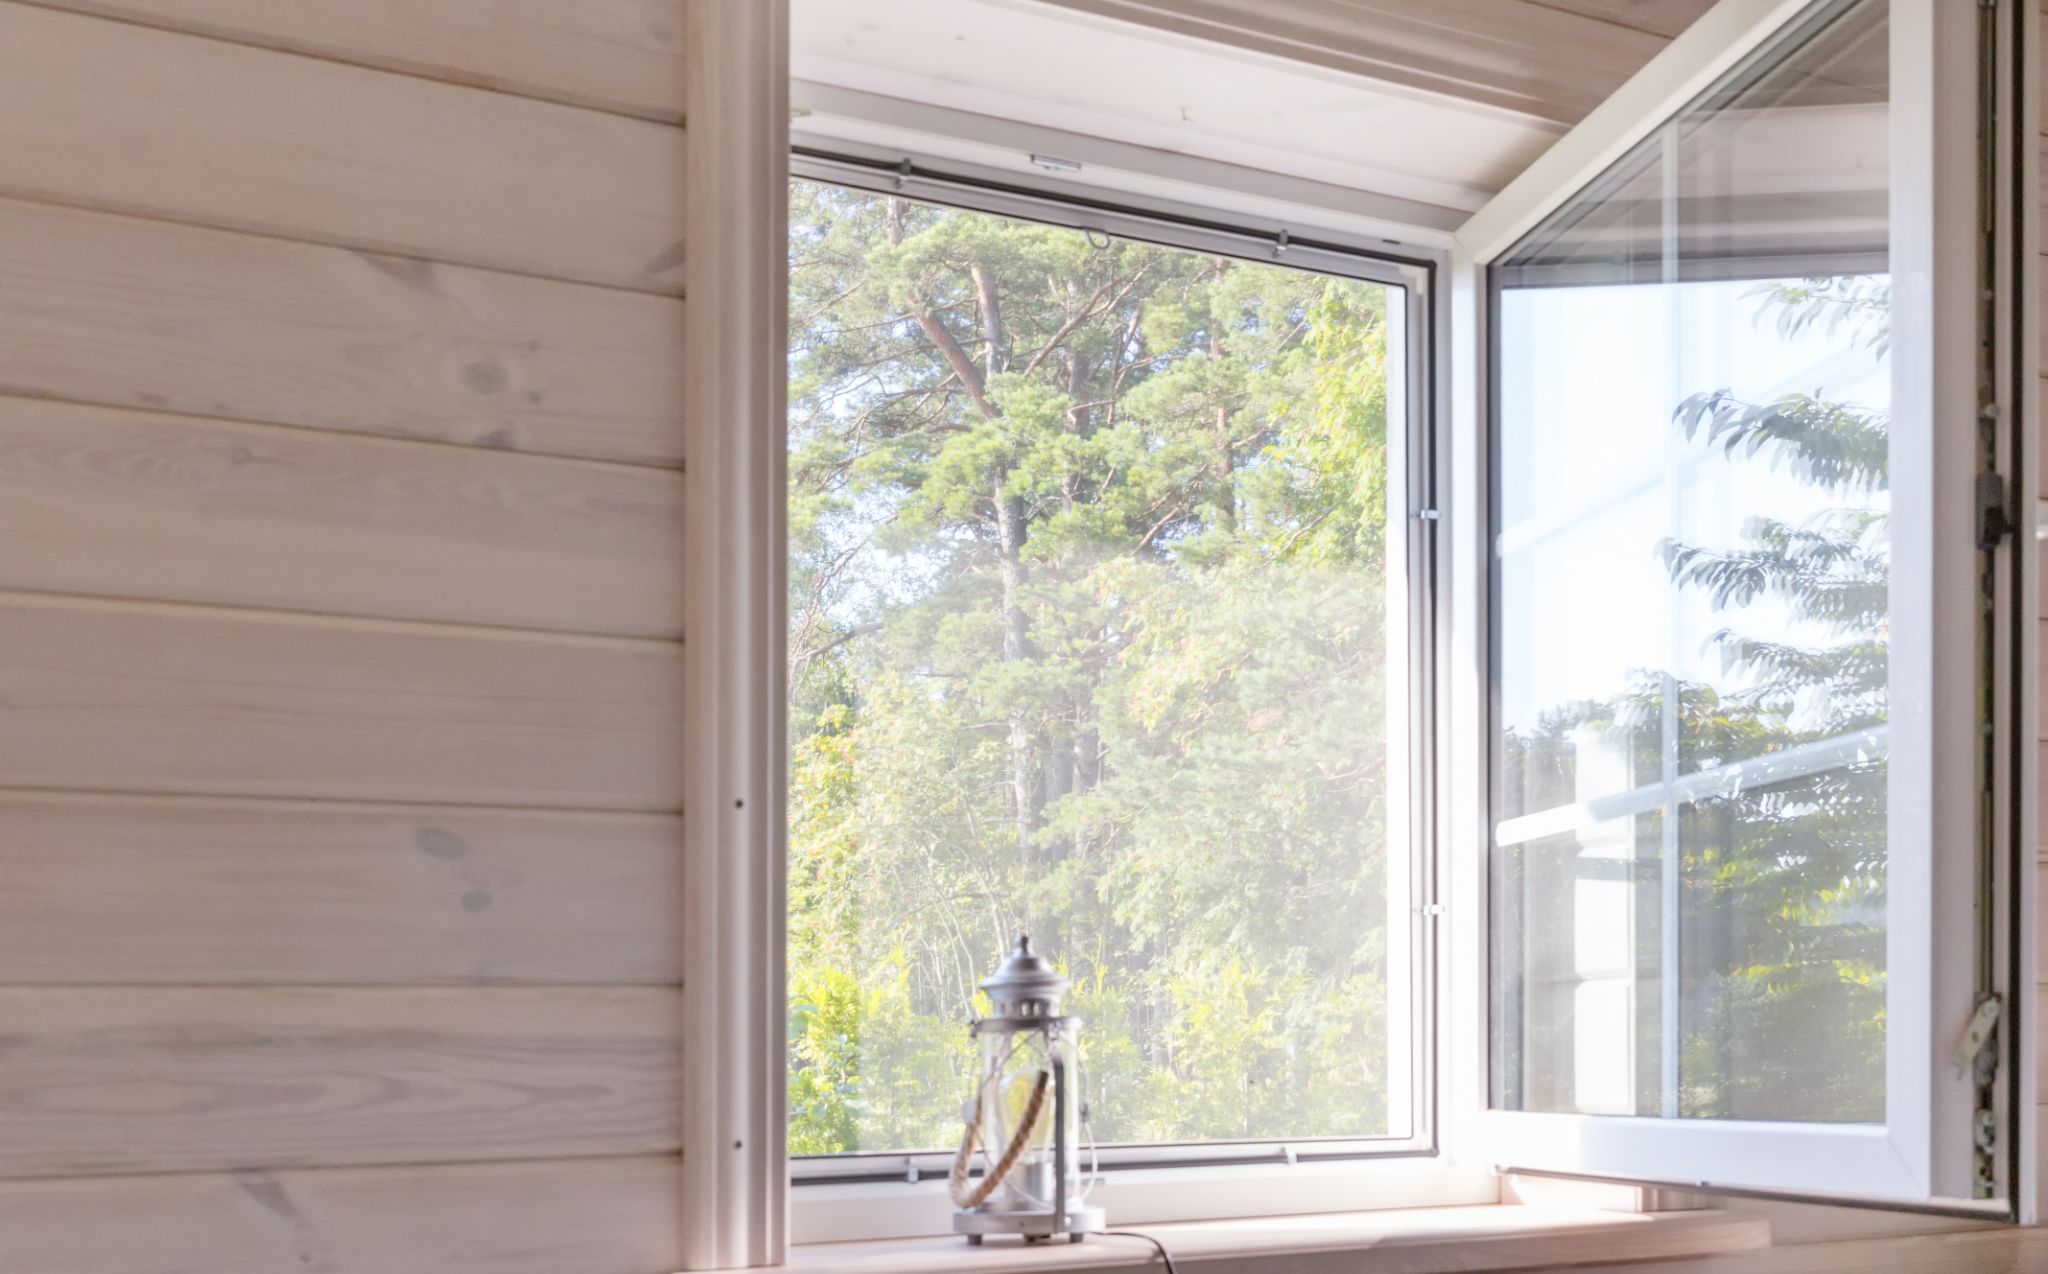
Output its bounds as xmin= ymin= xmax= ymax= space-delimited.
xmin=785 ymin=1210 xmax=2048 ymax=1274
xmin=2039 ymin=888 xmax=2048 ymax=982
xmin=0 ymin=594 xmax=685 ymax=809
xmin=0 ymin=398 xmax=685 ymax=636
xmin=2040 ymin=375 xmax=2048 ymax=489
xmin=0 ymin=0 xmax=696 ymax=1260
xmin=26 ymin=0 xmax=687 ymax=122
xmin=2039 ymin=985 xmax=2047 ymax=1091
xmin=1033 ymin=0 xmax=1670 ymax=124
xmin=0 ymin=794 xmax=682 ymax=985
xmin=1573 ymin=1226 xmax=2048 ymax=1273
xmin=2037 ymin=747 xmax=2047 ymax=856
xmin=2038 ymin=138 xmax=2048 ymax=287
xmin=2035 ymin=1 xmax=2045 ymax=1228
xmin=0 ymin=3 xmax=684 ymax=292
xmin=1523 ymin=0 xmax=1712 ymax=40
xmin=1697 ymin=1199 xmax=2000 ymax=1246
xmin=787 ymin=1207 xmax=1770 ymax=1273
xmin=0 ymin=987 xmax=683 ymax=1176
xmin=0 ymin=197 xmax=685 ymax=466
xmin=2039 ymin=621 xmax=2048 ymax=729
xmin=0 ymin=1155 xmax=684 ymax=1274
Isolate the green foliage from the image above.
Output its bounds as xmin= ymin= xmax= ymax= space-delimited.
xmin=1500 ymin=275 xmax=1891 ymax=1123
xmin=786 ymin=180 xmax=1396 ymax=1152
xmin=792 ymin=175 xmax=1894 ymax=1146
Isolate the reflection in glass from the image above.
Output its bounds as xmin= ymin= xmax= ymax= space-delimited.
xmin=1490 ymin=0 xmax=1891 ymax=1123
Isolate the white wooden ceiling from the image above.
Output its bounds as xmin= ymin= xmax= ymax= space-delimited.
xmin=790 ymin=0 xmax=1718 ymax=234
xmin=1030 ymin=0 xmax=1718 ymax=123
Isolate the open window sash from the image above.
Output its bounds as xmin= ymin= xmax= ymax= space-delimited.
xmin=1447 ymin=0 xmax=2001 ymax=1203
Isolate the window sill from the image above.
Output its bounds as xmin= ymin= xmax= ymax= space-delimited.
xmin=781 ymin=1203 xmax=1768 ymax=1273
xmin=790 ymin=1160 xmax=1501 ymax=1244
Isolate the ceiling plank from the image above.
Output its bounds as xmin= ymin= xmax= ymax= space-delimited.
xmin=1030 ymin=0 xmax=1678 ymax=124
xmin=1521 ymin=0 xmax=1716 ymax=40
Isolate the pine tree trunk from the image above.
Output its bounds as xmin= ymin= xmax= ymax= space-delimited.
xmin=997 ymin=484 xmax=1038 ymax=848
xmin=969 ymin=262 xmax=1047 ymax=898
xmin=1210 ymin=259 xmax=1237 ymax=533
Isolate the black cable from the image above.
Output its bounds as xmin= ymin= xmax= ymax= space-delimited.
xmin=1100 ymin=1229 xmax=1178 ymax=1274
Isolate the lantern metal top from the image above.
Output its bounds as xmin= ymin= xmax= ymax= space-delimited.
xmin=979 ymin=934 xmax=1068 ymax=1017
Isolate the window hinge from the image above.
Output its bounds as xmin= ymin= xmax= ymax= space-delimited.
xmin=1417 ymin=903 xmax=1446 ymax=918
xmin=1952 ymin=994 xmax=2002 ymax=1198
xmin=1951 ymin=993 xmax=2001 ymax=1076
xmin=1414 ymin=508 xmax=1440 ymax=522
xmin=1975 ymin=472 xmax=2010 ymax=550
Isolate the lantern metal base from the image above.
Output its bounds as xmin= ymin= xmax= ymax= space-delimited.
xmin=954 ymin=1204 xmax=1105 ymax=1245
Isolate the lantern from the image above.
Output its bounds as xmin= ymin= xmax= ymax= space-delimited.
xmin=949 ymin=935 xmax=1104 ymax=1245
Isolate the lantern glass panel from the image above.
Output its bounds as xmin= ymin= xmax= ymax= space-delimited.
xmin=974 ymin=1024 xmax=1080 ymax=1210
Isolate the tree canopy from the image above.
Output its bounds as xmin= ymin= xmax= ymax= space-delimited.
xmin=1496 ymin=277 xmax=1891 ymax=1122
xmin=786 ymin=176 xmax=1892 ymax=1153
xmin=787 ymin=181 xmax=1400 ymax=1152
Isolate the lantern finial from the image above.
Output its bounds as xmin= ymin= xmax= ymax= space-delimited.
xmin=979 ymin=933 xmax=1069 ymax=1018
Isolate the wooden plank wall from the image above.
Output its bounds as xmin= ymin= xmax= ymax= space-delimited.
xmin=2036 ymin=0 xmax=2046 ymax=1223
xmin=0 ymin=4 xmax=689 ymax=1272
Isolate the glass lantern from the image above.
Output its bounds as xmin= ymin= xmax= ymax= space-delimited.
xmin=950 ymin=935 xmax=1104 ymax=1245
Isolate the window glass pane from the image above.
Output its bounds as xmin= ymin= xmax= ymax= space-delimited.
xmin=1490 ymin=0 xmax=1890 ymax=1123
xmin=787 ymin=182 xmax=1412 ymax=1155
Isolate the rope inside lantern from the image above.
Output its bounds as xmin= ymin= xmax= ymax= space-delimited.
xmin=948 ymin=1064 xmax=1050 ymax=1209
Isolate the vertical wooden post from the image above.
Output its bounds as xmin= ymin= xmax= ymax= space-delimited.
xmin=681 ymin=0 xmax=789 ymax=1266
xmin=2015 ymin=0 xmax=2041 ymax=1230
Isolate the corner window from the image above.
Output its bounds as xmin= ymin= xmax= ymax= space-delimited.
xmin=785 ymin=178 xmax=1432 ymax=1171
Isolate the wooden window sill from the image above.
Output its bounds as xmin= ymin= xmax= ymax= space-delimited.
xmin=782 ymin=1203 xmax=1768 ymax=1273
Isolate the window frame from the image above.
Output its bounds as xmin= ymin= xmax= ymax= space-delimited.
xmin=1445 ymin=0 xmax=2031 ymax=1212
xmin=684 ymin=1 xmax=2034 ymax=1258
xmin=779 ymin=145 xmax=1465 ymax=1222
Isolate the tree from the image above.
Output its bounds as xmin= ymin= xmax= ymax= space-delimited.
xmin=1498 ymin=277 xmax=1891 ymax=1122
xmin=786 ymin=180 xmax=1399 ymax=1150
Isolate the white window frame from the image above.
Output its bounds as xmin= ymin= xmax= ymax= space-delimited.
xmin=681 ymin=0 xmax=791 ymax=1268
xmin=681 ymin=0 xmax=2036 ymax=1262
xmin=772 ymin=143 xmax=1480 ymax=1240
xmin=1445 ymin=0 xmax=2032 ymax=1211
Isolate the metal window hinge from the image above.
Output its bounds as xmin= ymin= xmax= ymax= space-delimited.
xmin=1414 ymin=508 xmax=1440 ymax=522
xmin=1954 ymin=993 xmax=2003 ymax=1199
xmin=1950 ymin=993 xmax=2001 ymax=1076
xmin=1417 ymin=903 xmax=1446 ymax=917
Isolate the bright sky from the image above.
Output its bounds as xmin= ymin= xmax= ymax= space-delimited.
xmin=1494 ymin=276 xmax=1891 ymax=793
